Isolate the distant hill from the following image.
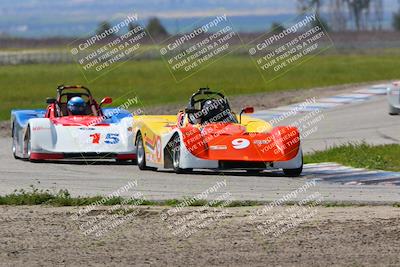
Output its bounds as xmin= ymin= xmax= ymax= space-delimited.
xmin=0 ymin=0 xmax=397 ymax=37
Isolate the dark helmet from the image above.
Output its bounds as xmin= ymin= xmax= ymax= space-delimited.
xmin=200 ymin=99 xmax=236 ymax=124
xmin=67 ymin=96 xmax=86 ymax=115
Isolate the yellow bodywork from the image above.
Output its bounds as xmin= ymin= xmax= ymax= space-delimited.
xmin=132 ymin=114 xmax=273 ymax=165
xmin=132 ymin=115 xmax=273 ymax=162
xmin=132 ymin=114 xmax=272 ymax=137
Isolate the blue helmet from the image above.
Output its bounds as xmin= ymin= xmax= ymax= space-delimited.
xmin=67 ymin=97 xmax=86 ymax=115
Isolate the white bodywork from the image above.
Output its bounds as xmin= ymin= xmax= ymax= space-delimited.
xmin=12 ymin=116 xmax=135 ymax=159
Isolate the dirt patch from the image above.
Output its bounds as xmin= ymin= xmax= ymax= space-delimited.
xmin=0 ymin=205 xmax=399 ymax=266
xmin=144 ymin=81 xmax=389 ymax=115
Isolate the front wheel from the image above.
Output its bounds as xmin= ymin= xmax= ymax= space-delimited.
xmin=388 ymin=105 xmax=400 ymax=115
xmin=25 ymin=127 xmax=42 ymax=163
xmin=172 ymin=137 xmax=192 ymax=174
xmin=283 ymin=152 xmax=303 ymax=177
xmin=25 ymin=127 xmax=32 ymax=160
xmin=136 ymin=134 xmax=147 ymax=170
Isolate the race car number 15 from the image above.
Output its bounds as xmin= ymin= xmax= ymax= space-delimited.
xmin=90 ymin=133 xmax=120 ymax=144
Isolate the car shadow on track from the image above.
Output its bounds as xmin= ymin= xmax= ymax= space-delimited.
xmin=28 ymin=160 xmax=136 ymax=166
xmin=27 ymin=161 xmax=302 ymax=178
xmin=155 ymin=169 xmax=295 ymax=178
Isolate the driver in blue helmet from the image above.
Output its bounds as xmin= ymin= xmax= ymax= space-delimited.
xmin=67 ymin=96 xmax=87 ymax=115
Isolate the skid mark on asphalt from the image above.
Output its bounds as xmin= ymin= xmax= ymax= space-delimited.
xmin=304 ymin=163 xmax=400 ymax=186
xmin=252 ymin=84 xmax=388 ymax=121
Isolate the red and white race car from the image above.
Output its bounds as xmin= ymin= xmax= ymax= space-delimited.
xmin=11 ymin=85 xmax=136 ymax=162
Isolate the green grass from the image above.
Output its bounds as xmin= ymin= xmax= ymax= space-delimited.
xmin=304 ymin=143 xmax=400 ymax=172
xmin=2 ymin=52 xmax=400 ymax=120
xmin=0 ymin=186 xmax=260 ymax=207
xmin=0 ymin=186 xmax=397 ymax=207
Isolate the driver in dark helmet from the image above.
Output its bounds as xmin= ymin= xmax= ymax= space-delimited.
xmin=198 ymin=98 xmax=237 ymax=124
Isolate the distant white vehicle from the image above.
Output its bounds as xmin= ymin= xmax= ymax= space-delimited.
xmin=387 ymin=81 xmax=400 ymax=115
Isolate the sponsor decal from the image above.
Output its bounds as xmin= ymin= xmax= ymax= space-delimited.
xmin=209 ymin=145 xmax=227 ymax=150
xmin=32 ymin=126 xmax=50 ymax=131
xmin=253 ymin=140 xmax=269 ymax=145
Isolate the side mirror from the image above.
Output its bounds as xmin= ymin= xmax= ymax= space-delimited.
xmin=100 ymin=97 xmax=112 ymax=106
xmin=239 ymin=106 xmax=254 ymax=123
xmin=241 ymin=107 xmax=254 ymax=114
xmin=46 ymin=98 xmax=57 ymax=104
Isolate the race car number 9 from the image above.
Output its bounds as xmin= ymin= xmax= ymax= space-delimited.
xmin=232 ymin=138 xmax=250 ymax=149
xmin=90 ymin=133 xmax=120 ymax=144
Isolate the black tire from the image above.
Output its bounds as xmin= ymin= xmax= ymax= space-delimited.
xmin=283 ymin=167 xmax=303 ymax=177
xmin=12 ymin=123 xmax=20 ymax=159
xmin=283 ymin=152 xmax=303 ymax=177
xmin=26 ymin=127 xmax=32 ymax=160
xmin=172 ymin=137 xmax=192 ymax=174
xmin=136 ymin=133 xmax=155 ymax=170
xmin=388 ymin=105 xmax=400 ymax=115
xmin=25 ymin=127 xmax=41 ymax=163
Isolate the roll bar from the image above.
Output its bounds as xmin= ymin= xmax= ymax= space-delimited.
xmin=189 ymin=87 xmax=225 ymax=107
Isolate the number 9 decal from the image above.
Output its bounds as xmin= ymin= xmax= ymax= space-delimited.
xmin=232 ymin=138 xmax=250 ymax=149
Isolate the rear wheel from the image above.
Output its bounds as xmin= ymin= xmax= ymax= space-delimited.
xmin=172 ymin=137 xmax=192 ymax=174
xmin=136 ymin=133 xmax=155 ymax=170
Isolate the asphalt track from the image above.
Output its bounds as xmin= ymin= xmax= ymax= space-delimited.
xmin=0 ymin=92 xmax=399 ymax=203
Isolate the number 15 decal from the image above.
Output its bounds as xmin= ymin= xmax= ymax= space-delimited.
xmin=232 ymin=138 xmax=250 ymax=149
xmin=90 ymin=133 xmax=120 ymax=144
xmin=105 ymin=133 xmax=120 ymax=144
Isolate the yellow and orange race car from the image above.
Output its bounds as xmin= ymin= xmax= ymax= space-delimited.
xmin=133 ymin=88 xmax=303 ymax=176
